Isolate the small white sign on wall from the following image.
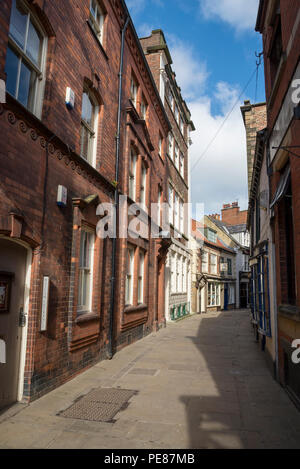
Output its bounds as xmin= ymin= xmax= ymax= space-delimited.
xmin=0 ymin=79 xmax=6 ymax=104
xmin=0 ymin=339 xmax=6 ymax=364
xmin=41 ymin=276 xmax=50 ymax=332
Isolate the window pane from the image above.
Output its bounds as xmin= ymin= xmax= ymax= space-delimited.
xmin=18 ymin=60 xmax=36 ymax=110
xmin=26 ymin=20 xmax=42 ymax=66
xmin=5 ymin=46 xmax=19 ymax=98
xmin=81 ymin=92 xmax=93 ymax=125
xmin=9 ymin=0 xmax=28 ymax=50
xmin=80 ymin=124 xmax=89 ymax=160
xmin=90 ymin=0 xmax=97 ymax=18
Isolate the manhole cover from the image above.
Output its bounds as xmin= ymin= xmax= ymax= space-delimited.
xmin=59 ymin=400 xmax=121 ymax=422
xmin=58 ymin=388 xmax=137 ymax=423
xmin=85 ymin=388 xmax=136 ymax=405
xmin=129 ymin=368 xmax=158 ymax=376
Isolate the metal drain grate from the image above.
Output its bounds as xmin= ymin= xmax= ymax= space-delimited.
xmin=59 ymin=388 xmax=137 ymax=423
xmin=84 ymin=388 xmax=136 ymax=405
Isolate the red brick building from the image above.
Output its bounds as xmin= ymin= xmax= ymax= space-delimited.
xmin=220 ymin=202 xmax=248 ymax=227
xmin=256 ymin=0 xmax=300 ymax=403
xmin=0 ymin=0 xmax=170 ymax=409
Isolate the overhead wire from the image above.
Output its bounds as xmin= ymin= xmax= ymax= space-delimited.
xmin=191 ymin=63 xmax=259 ymax=173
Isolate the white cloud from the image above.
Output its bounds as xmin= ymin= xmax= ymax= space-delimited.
xmin=167 ymin=36 xmax=209 ymax=100
xmin=199 ymin=0 xmax=260 ymax=32
xmin=165 ymin=36 xmax=248 ymax=214
xmin=126 ymin=0 xmax=147 ymax=16
xmin=189 ymin=82 xmax=248 ymax=214
xmin=137 ymin=23 xmax=155 ymax=38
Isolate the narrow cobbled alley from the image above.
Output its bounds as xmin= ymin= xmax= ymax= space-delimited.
xmin=0 ymin=310 xmax=299 ymax=449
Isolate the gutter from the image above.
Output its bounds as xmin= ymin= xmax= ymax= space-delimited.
xmin=107 ymin=15 xmax=130 ymax=360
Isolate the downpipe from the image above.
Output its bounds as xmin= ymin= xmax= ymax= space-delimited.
xmin=107 ymin=16 xmax=130 ymax=360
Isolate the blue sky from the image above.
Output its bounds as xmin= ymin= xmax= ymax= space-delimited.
xmin=126 ymin=0 xmax=265 ymax=215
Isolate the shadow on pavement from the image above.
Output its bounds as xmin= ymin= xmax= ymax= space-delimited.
xmin=179 ymin=309 xmax=300 ymax=449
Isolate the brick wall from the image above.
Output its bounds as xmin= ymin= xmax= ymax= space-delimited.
xmin=221 ymin=203 xmax=248 ymax=226
xmin=240 ymin=101 xmax=267 ymax=197
xmin=0 ymin=0 xmax=170 ymax=403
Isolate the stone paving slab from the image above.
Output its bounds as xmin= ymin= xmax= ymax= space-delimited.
xmin=0 ymin=309 xmax=300 ymax=449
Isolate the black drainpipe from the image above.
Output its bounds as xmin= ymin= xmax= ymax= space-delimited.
xmin=107 ymin=15 xmax=130 ymax=360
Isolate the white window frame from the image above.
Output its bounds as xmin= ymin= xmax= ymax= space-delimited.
xmin=140 ymin=97 xmax=148 ymax=120
xmin=130 ymin=76 xmax=138 ymax=108
xmin=208 ymin=282 xmax=220 ymax=307
xmin=129 ymin=149 xmax=137 ymax=201
xmin=168 ymin=132 xmax=174 ymax=158
xmin=202 ymin=251 xmax=208 ymax=273
xmin=80 ymin=89 xmax=99 ymax=167
xmin=174 ymin=143 xmax=179 ymax=169
xmin=179 ymin=199 xmax=184 ymax=234
xmin=180 ymin=153 xmax=184 ymax=178
xmin=180 ymin=117 xmax=184 ymax=135
xmin=176 ymin=255 xmax=181 ymax=293
xmin=174 ymin=104 xmax=179 ymax=123
xmin=138 ymin=250 xmax=145 ymax=304
xmin=125 ymin=246 xmax=135 ymax=306
xmin=174 ymin=193 xmax=179 ymax=230
xmin=158 ymin=134 xmax=163 ymax=157
xmin=157 ymin=187 xmax=162 ymax=226
xmin=6 ymin=0 xmax=47 ymax=118
xmin=169 ymin=185 xmax=174 ymax=225
xmin=78 ymin=227 xmax=95 ymax=314
xmin=182 ymin=257 xmax=187 ymax=293
xmin=210 ymin=254 xmax=217 ymax=275
xmin=89 ymin=0 xmax=105 ymax=44
xmin=171 ymin=253 xmax=176 ymax=294
xmin=140 ymin=162 xmax=147 ymax=208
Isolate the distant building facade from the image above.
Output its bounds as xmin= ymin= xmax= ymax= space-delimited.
xmin=191 ymin=218 xmax=236 ymax=314
xmin=207 ymin=203 xmax=251 ymax=310
xmin=140 ymin=30 xmax=195 ymax=322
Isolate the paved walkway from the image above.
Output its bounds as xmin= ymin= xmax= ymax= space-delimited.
xmin=0 ymin=309 xmax=300 ymax=449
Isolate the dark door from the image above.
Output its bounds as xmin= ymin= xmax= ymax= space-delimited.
xmin=224 ymin=285 xmax=228 ymax=311
xmin=240 ymin=282 xmax=248 ymax=308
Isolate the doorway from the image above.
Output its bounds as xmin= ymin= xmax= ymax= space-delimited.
xmin=0 ymin=238 xmax=31 ymax=410
xmin=224 ymin=284 xmax=229 ymax=311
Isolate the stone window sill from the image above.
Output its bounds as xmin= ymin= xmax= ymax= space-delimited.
xmin=124 ymin=304 xmax=148 ymax=314
xmin=76 ymin=312 xmax=99 ymax=324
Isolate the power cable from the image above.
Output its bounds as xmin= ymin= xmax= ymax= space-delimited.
xmin=191 ymin=66 xmax=258 ymax=173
